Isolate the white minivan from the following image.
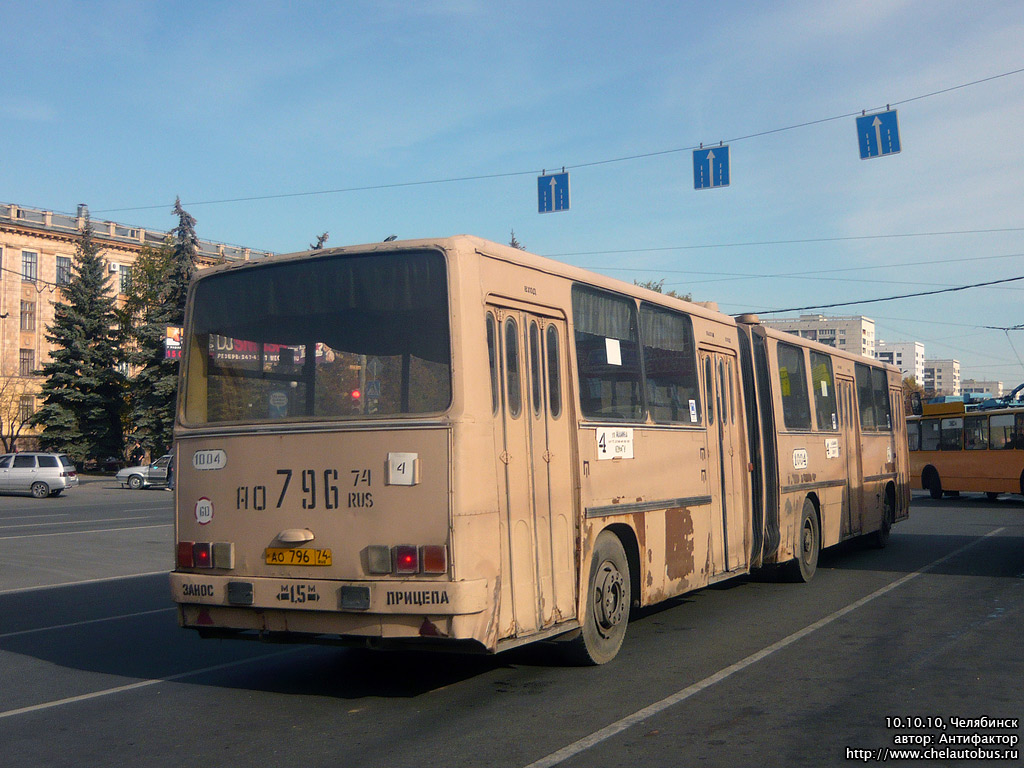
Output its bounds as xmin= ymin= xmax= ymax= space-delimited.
xmin=0 ymin=452 xmax=79 ymax=498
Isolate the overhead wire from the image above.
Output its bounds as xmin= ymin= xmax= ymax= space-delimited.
xmin=91 ymin=66 xmax=1024 ymax=215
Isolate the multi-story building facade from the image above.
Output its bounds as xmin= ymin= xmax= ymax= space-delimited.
xmin=761 ymin=314 xmax=876 ymax=357
xmin=875 ymin=340 xmax=925 ymax=383
xmin=923 ymin=359 xmax=961 ymax=396
xmin=961 ymin=379 xmax=1003 ymax=398
xmin=0 ymin=201 xmax=273 ymax=449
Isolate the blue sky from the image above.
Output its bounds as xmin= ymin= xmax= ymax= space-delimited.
xmin=4 ymin=0 xmax=1023 ymax=387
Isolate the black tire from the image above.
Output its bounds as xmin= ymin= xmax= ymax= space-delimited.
xmin=927 ymin=470 xmax=943 ymax=500
xmin=31 ymin=481 xmax=50 ymax=499
xmin=986 ymin=492 xmax=1001 ymax=501
xmin=785 ymin=498 xmax=819 ymax=583
xmin=128 ymin=475 xmax=144 ymax=490
xmin=563 ymin=530 xmax=631 ymax=665
xmin=870 ymin=487 xmax=895 ymax=549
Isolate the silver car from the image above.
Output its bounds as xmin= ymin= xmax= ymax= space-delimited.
xmin=116 ymin=454 xmax=172 ymax=490
xmin=0 ymin=452 xmax=79 ymax=498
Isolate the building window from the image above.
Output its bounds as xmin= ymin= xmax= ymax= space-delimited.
xmin=19 ymin=349 xmax=35 ymax=376
xmin=19 ymin=395 xmax=34 ymax=423
xmin=119 ymin=264 xmax=132 ymax=294
xmin=20 ymin=301 xmax=35 ymax=331
xmin=56 ymin=256 xmax=72 ymax=286
xmin=22 ymin=250 xmax=38 ymax=282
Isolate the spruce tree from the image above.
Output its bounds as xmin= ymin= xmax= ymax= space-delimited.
xmin=126 ymin=198 xmax=198 ymax=456
xmin=32 ymin=211 xmax=125 ymax=464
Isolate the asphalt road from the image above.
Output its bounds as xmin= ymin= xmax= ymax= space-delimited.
xmin=0 ymin=484 xmax=1021 ymax=767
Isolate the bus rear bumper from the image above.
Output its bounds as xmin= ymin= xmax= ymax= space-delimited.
xmin=170 ymin=572 xmax=488 ymax=615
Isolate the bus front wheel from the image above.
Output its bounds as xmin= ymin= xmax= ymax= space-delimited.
xmin=564 ymin=530 xmax=631 ymax=665
xmin=925 ymin=469 xmax=943 ymax=500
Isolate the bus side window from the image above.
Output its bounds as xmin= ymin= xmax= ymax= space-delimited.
xmin=777 ymin=342 xmax=811 ymax=430
xmin=529 ymin=321 xmax=542 ymax=417
xmin=504 ymin=317 xmax=522 ymax=418
xmin=486 ymin=313 xmax=499 ymax=414
xmin=546 ymin=325 xmax=562 ymax=419
xmin=921 ymin=419 xmax=941 ymax=450
xmin=704 ymin=356 xmax=714 ymax=425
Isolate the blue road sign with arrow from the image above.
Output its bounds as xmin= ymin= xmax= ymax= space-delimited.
xmin=693 ymin=146 xmax=730 ymax=190
xmin=538 ymin=172 xmax=570 ymax=213
xmin=856 ymin=109 xmax=901 ymax=159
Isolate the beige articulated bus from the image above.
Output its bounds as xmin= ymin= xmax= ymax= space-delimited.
xmin=170 ymin=235 xmax=909 ymax=664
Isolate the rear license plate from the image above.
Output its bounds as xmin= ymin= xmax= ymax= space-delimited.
xmin=265 ymin=547 xmax=332 ymax=566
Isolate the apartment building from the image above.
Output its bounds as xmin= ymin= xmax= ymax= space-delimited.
xmin=875 ymin=340 xmax=925 ymax=383
xmin=961 ymin=379 xmax=1004 ymax=398
xmin=923 ymin=359 xmax=961 ymax=396
xmin=761 ymin=314 xmax=876 ymax=357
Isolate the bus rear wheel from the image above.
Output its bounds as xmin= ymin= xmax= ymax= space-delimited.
xmin=563 ymin=530 xmax=631 ymax=665
xmin=785 ymin=499 xmax=819 ymax=583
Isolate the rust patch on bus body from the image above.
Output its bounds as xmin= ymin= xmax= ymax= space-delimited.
xmin=664 ymin=506 xmax=695 ymax=582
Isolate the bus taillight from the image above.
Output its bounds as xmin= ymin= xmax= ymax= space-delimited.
xmin=394 ymin=545 xmax=418 ymax=574
xmin=420 ymin=545 xmax=447 ymax=574
xmin=178 ymin=541 xmax=234 ymax=570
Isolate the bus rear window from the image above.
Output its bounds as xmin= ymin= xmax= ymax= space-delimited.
xmin=183 ymin=250 xmax=451 ymax=424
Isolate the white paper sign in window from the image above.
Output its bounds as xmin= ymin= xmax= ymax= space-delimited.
xmin=605 ymin=338 xmax=622 ymax=366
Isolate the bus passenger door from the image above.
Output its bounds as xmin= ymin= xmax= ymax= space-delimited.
xmin=700 ymin=350 xmax=745 ymax=573
xmin=838 ymin=376 xmax=863 ymax=535
xmin=490 ymin=306 xmax=576 ymax=637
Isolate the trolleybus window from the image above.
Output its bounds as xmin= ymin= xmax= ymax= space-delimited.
xmin=990 ymin=413 xmax=1016 ymax=449
xmin=920 ymin=418 xmax=941 ymax=450
xmin=964 ymin=414 xmax=989 ymax=450
xmin=638 ymin=303 xmax=700 ymax=424
xmin=529 ymin=321 xmax=542 ymax=417
xmin=940 ymin=417 xmax=963 ymax=450
xmin=572 ymin=286 xmax=642 ymax=421
xmin=809 ymin=351 xmax=838 ymax=431
xmin=184 ymin=250 xmax=450 ymax=423
xmin=777 ymin=342 xmax=811 ymax=430
xmin=907 ymin=420 xmax=921 ymax=451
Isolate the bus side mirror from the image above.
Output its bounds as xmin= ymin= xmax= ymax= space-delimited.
xmin=910 ymin=392 xmax=922 ymax=416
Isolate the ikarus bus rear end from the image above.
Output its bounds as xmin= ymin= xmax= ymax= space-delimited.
xmin=171 ymin=242 xmax=492 ymax=649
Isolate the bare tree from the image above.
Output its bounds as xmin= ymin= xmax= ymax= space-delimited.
xmin=310 ymin=232 xmax=329 ymax=250
xmin=0 ymin=376 xmax=41 ymax=452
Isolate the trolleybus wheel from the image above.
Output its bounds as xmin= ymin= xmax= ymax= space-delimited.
xmin=927 ymin=470 xmax=943 ymax=500
xmin=786 ymin=498 xmax=819 ymax=583
xmin=564 ymin=530 xmax=631 ymax=665
xmin=986 ymin=492 xmax=1001 ymax=501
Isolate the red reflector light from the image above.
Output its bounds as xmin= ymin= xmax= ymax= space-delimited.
xmin=177 ymin=541 xmax=195 ymax=568
xmin=193 ymin=543 xmax=212 ymax=568
xmin=394 ymin=545 xmax=418 ymax=574
xmin=421 ymin=545 xmax=448 ymax=574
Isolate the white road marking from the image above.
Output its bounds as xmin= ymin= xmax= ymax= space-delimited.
xmin=522 ymin=528 xmax=1006 ymax=768
xmin=0 ymin=608 xmax=176 ymax=639
xmin=0 ymin=523 xmax=172 ymax=541
xmin=0 ymin=571 xmax=169 ymax=595
xmin=0 ymin=650 xmax=304 ymax=720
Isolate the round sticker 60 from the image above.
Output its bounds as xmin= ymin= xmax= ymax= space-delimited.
xmin=195 ymin=497 xmax=214 ymax=525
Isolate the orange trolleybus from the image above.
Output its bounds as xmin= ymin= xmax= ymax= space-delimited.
xmin=907 ymin=386 xmax=1024 ymax=499
xmin=170 ymin=235 xmax=909 ymax=663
